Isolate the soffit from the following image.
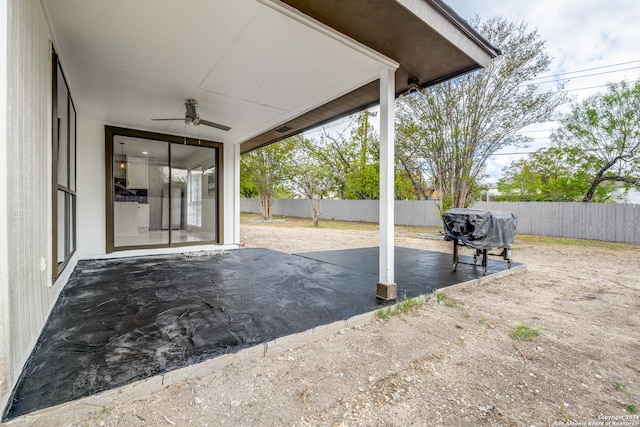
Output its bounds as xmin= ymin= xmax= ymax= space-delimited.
xmin=41 ymin=0 xmax=389 ymax=145
xmin=41 ymin=0 xmax=498 ymax=152
xmin=241 ymin=0 xmax=499 ymax=153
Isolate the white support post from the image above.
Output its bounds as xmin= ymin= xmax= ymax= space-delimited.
xmin=232 ymin=143 xmax=241 ymax=244
xmin=376 ymin=66 xmax=397 ymax=300
xmin=223 ymin=143 xmax=241 ymax=245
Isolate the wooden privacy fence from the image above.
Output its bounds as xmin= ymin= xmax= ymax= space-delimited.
xmin=241 ymin=198 xmax=640 ymax=244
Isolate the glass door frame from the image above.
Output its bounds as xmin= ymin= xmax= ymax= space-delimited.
xmin=105 ymin=126 xmax=223 ymax=253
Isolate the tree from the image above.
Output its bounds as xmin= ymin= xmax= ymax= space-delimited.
xmin=395 ymin=133 xmax=434 ymax=200
xmin=288 ymin=137 xmax=334 ymax=226
xmin=303 ymin=111 xmax=380 ymax=200
xmin=551 ymin=80 xmax=640 ymax=202
xmin=240 ymin=138 xmax=297 ymax=219
xmin=396 ymin=16 xmax=568 ymax=209
xmin=497 ymin=160 xmax=545 ymax=201
xmin=497 ymin=146 xmax=617 ymax=202
xmin=239 ymin=162 xmax=259 ymax=198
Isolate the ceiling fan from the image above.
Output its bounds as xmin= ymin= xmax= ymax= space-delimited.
xmin=152 ymin=99 xmax=231 ymax=131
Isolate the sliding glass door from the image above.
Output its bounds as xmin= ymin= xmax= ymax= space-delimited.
xmin=107 ymin=128 xmax=220 ymax=252
xmin=112 ymin=136 xmax=169 ymax=247
xmin=170 ymin=144 xmax=218 ymax=244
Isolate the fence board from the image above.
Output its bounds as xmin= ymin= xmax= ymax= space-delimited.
xmin=240 ymin=198 xmax=639 ymax=244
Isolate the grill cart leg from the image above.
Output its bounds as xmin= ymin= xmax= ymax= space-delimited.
xmin=473 ymin=249 xmax=482 ymax=265
xmin=501 ymin=247 xmax=513 ymax=268
xmin=453 ymin=238 xmax=459 ymax=270
xmin=482 ymin=249 xmax=488 ymax=275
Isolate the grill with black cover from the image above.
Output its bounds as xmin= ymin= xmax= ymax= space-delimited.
xmin=442 ymin=208 xmax=517 ymax=274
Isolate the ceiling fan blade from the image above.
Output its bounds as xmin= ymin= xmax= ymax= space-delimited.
xmin=151 ymin=118 xmax=184 ymax=121
xmin=199 ymin=119 xmax=231 ymax=131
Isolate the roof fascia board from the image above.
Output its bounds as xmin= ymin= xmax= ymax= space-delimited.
xmin=256 ymin=0 xmax=399 ymax=70
xmin=395 ymin=0 xmax=499 ymax=66
xmin=426 ymin=0 xmax=501 ymax=57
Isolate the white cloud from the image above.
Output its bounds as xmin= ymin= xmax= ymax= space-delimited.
xmin=448 ymin=0 xmax=640 ymax=91
xmin=446 ymin=0 xmax=640 ymax=181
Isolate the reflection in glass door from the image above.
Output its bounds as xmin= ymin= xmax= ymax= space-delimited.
xmin=110 ymin=131 xmax=218 ymax=250
xmin=113 ymin=136 xmax=169 ymax=247
xmin=169 ymin=144 xmax=217 ymax=243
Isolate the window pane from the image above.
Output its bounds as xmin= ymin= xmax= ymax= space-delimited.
xmin=52 ymin=53 xmax=77 ymax=278
xmin=187 ymin=167 xmax=203 ymax=227
xmin=57 ymin=65 xmax=68 ymax=187
xmin=70 ymin=195 xmax=76 ymax=253
xmin=171 ymin=144 xmax=217 ymax=243
xmin=69 ymin=101 xmax=76 ymax=191
xmin=57 ymin=190 xmax=66 ymax=266
xmin=113 ymin=137 xmax=169 ymax=247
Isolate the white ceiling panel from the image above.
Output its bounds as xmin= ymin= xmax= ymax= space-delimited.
xmin=45 ymin=0 xmax=261 ymax=88
xmin=42 ymin=0 xmax=387 ymax=144
xmin=160 ymin=89 xmax=288 ymax=142
xmin=199 ymin=5 xmax=382 ymax=110
xmin=60 ymin=55 xmax=195 ymax=131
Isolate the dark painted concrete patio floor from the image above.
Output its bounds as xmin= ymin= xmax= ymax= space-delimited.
xmin=4 ymin=246 xmax=517 ymax=420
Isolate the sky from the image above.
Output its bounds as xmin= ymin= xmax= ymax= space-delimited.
xmin=446 ymin=0 xmax=640 ymax=183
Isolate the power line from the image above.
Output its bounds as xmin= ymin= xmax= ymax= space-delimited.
xmin=490 ymin=151 xmax=537 ymax=156
xmin=534 ymin=65 xmax=640 ymax=85
xmin=305 ymin=68 xmax=639 ymax=138
xmin=305 ymin=115 xmax=355 ymax=135
xmin=558 ymin=78 xmax=640 ymax=93
xmin=491 ymin=146 xmax=605 ymax=158
xmin=529 ymin=59 xmax=640 ymax=81
xmin=519 ymin=129 xmax=555 ymax=133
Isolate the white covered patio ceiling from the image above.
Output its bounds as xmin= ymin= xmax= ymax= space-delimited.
xmin=42 ymin=0 xmax=395 ymax=145
xmin=42 ymin=0 xmax=500 ymax=151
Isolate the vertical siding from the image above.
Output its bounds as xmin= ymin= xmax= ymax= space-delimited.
xmin=241 ymin=199 xmax=640 ymax=244
xmin=3 ymin=0 xmax=62 ymax=399
xmin=0 ymin=0 xmax=9 ymax=400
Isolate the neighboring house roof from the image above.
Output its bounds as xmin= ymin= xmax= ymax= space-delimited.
xmin=42 ymin=0 xmax=499 ymax=153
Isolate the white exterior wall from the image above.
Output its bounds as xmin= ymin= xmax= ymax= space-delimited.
xmin=1 ymin=0 xmax=68 ymax=407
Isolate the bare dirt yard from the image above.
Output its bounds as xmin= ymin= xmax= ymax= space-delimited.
xmin=8 ymin=215 xmax=640 ymax=427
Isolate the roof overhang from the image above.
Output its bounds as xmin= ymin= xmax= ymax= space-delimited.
xmin=41 ymin=0 xmax=499 ymax=153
